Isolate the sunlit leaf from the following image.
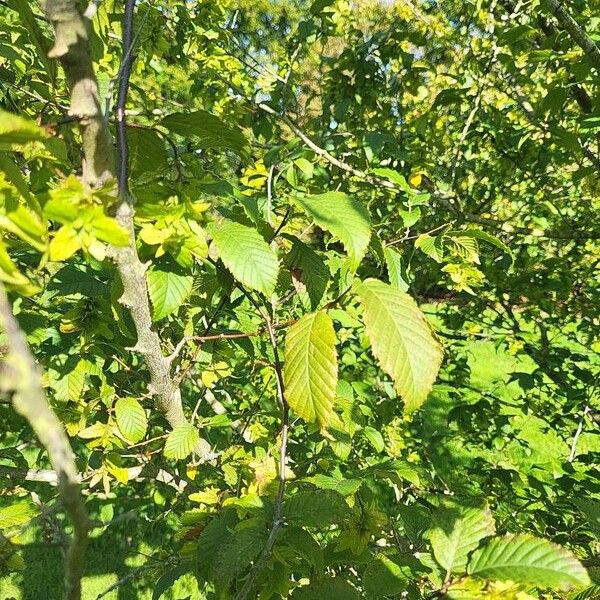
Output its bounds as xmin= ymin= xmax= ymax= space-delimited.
xmin=283 ymin=311 xmax=338 ymax=427
xmin=164 ymin=424 xmax=200 ymax=460
xmin=356 ymin=279 xmax=443 ymax=411
xmin=468 ymin=535 xmax=590 ymax=589
xmin=115 ymin=398 xmax=147 ymax=444
xmin=208 ymin=219 xmax=279 ymax=295
xmin=147 ymin=266 xmax=193 ymax=321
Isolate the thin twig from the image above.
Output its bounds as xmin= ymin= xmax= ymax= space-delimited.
xmin=271 ymin=207 xmax=291 ymax=240
xmin=116 ymin=0 xmax=136 ymax=197
xmin=569 ymin=404 xmax=590 ymax=462
xmin=168 ymin=320 xmax=297 ymax=364
xmin=234 ymin=307 xmax=289 ymax=600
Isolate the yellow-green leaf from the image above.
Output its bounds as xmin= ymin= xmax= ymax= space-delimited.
xmin=115 ymin=398 xmax=147 ymax=444
xmin=356 ymin=279 xmax=443 ymax=412
xmin=164 ymin=424 xmax=200 ymax=460
xmin=49 ymin=226 xmax=81 ymax=261
xmin=0 ymin=109 xmax=47 ymax=145
xmin=468 ymin=534 xmax=590 ymax=590
xmin=92 ymin=216 xmax=130 ymax=246
xmin=283 ymin=311 xmax=338 ymax=427
xmin=0 ymin=501 xmax=37 ymax=531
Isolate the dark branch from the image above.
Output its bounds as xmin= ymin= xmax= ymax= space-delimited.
xmin=116 ymin=0 xmax=136 ymax=197
xmin=234 ymin=306 xmax=289 ymax=600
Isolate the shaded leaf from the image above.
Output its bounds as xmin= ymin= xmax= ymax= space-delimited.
xmin=296 ymin=192 xmax=371 ymax=269
xmin=283 ymin=235 xmax=329 ymax=309
xmin=284 ymin=490 xmax=347 ymax=527
xmin=161 ymin=110 xmax=247 ymax=154
xmin=429 ymin=505 xmax=495 ymax=575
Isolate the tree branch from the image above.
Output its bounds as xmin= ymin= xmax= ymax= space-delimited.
xmin=42 ymin=0 xmax=191 ymax=430
xmin=569 ymin=404 xmax=590 ymax=462
xmin=42 ymin=0 xmax=113 ymax=185
xmin=116 ymin=0 xmax=135 ymax=197
xmin=546 ymin=0 xmax=600 ymax=72
xmin=0 ymin=283 xmax=89 ymax=600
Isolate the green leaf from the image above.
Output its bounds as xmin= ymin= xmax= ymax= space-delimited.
xmin=296 ymin=192 xmax=371 ymax=269
xmin=574 ymin=499 xmax=600 ymax=539
xmin=208 ymin=219 xmax=279 ymax=295
xmin=0 ymin=153 xmax=34 ymax=202
xmin=283 ymin=311 xmax=338 ymax=427
xmin=92 ymin=216 xmax=130 ymax=246
xmin=7 ymin=0 xmax=55 ymax=81
xmin=415 ymin=233 xmax=444 ymax=262
xmin=372 ymin=167 xmax=410 ymax=190
xmin=363 ymin=426 xmax=384 ymax=453
xmin=356 ymin=279 xmax=443 ymax=412
xmin=383 ymin=247 xmax=409 ymax=292
xmin=284 ymin=490 xmax=347 ymax=527
xmin=457 ymin=227 xmax=512 ymax=257
xmin=291 ymin=577 xmax=360 ymax=600
xmin=305 ymin=474 xmax=362 ymax=497
xmin=0 ymin=501 xmax=37 ymax=530
xmin=115 ymin=398 xmax=147 ymax=444
xmin=571 ymin=585 xmax=600 ymax=600
xmin=283 ymin=234 xmax=329 ymax=309
xmin=0 ymin=240 xmax=33 ymax=291
xmin=364 ymin=554 xmax=418 ymax=597
xmin=50 ymin=356 xmax=101 ymax=402
xmin=128 ymin=127 xmax=169 ymax=177
xmin=444 ymin=234 xmax=480 ymax=264
xmin=164 ymin=424 xmax=200 ymax=460
xmin=467 ymin=534 xmax=590 ymax=589
xmin=152 ymin=564 xmax=189 ymax=600
xmin=0 ymin=109 xmax=47 ymax=145
xmin=48 ymin=266 xmax=109 ymax=298
xmin=429 ymin=505 xmax=495 ymax=575
xmin=213 ymin=519 xmax=267 ymax=590
xmin=277 ymin=527 xmax=324 ymax=572
xmin=48 ymin=226 xmax=81 ymax=261
xmin=197 ymin=509 xmax=238 ymax=577
xmin=295 ymin=157 xmax=314 ymax=178
xmin=161 ymin=110 xmax=247 ymax=154
xmin=147 ymin=266 xmax=193 ymax=321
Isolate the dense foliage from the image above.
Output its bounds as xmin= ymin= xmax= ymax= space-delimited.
xmin=0 ymin=0 xmax=599 ymax=598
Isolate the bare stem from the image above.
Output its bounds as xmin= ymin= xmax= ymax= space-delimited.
xmin=546 ymin=0 xmax=600 ymax=73
xmin=569 ymin=404 xmax=590 ymax=462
